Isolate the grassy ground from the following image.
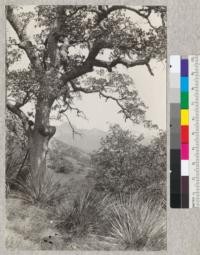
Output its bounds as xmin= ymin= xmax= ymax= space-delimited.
xmin=6 ymin=198 xmax=49 ymax=250
xmin=6 ymin=191 xmax=166 ymax=250
xmin=6 ymin=198 xmax=120 ymax=250
xmin=6 ymin=141 xmax=166 ymax=250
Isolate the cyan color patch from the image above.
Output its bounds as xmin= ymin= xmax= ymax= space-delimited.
xmin=181 ymin=77 xmax=189 ymax=92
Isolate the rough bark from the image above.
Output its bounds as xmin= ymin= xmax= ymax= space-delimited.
xmin=29 ymin=86 xmax=56 ymax=175
xmin=29 ymin=131 xmax=49 ymax=176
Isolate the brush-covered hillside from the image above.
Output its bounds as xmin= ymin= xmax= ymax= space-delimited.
xmin=47 ymin=138 xmax=95 ymax=192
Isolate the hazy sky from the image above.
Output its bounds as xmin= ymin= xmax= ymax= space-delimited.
xmin=59 ymin=60 xmax=166 ymax=134
xmin=7 ymin=6 xmax=166 ymax=135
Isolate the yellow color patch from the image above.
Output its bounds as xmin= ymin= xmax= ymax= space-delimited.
xmin=181 ymin=109 xmax=189 ymax=125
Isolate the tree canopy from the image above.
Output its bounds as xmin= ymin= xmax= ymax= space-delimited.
xmin=6 ymin=5 xmax=166 ymax=133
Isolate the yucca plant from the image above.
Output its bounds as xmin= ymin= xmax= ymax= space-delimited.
xmin=8 ymin=168 xmax=69 ymax=208
xmin=6 ymin=155 xmax=26 ymax=196
xmin=102 ymin=192 xmax=166 ymax=250
xmin=56 ymin=188 xmax=103 ymax=237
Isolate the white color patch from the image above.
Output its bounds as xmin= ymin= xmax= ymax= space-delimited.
xmin=181 ymin=160 xmax=189 ymax=176
xmin=170 ymin=55 xmax=181 ymax=73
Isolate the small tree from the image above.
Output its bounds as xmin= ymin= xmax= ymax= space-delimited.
xmin=6 ymin=5 xmax=166 ymax=176
xmin=91 ymin=124 xmax=166 ymax=196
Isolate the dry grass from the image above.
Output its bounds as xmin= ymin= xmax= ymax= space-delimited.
xmin=6 ymin=198 xmax=67 ymax=250
xmin=6 ymin=230 xmax=40 ymax=250
xmin=6 ymin=176 xmax=166 ymax=251
xmin=6 ymin=198 xmax=50 ymax=249
xmin=6 ymin=189 xmax=166 ymax=251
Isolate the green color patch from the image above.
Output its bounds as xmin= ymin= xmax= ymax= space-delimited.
xmin=181 ymin=92 xmax=189 ymax=109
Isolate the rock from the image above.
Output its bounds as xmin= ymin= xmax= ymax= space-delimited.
xmin=40 ymin=232 xmax=65 ymax=250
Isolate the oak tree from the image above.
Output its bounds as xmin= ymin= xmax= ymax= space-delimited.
xmin=6 ymin=5 xmax=166 ymax=175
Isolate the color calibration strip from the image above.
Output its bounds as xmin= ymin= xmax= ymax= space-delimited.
xmin=180 ymin=58 xmax=189 ymax=208
xmin=170 ymin=55 xmax=200 ymax=208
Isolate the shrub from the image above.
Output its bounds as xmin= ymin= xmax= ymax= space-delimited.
xmin=55 ymin=164 xmax=74 ymax=174
xmin=142 ymin=181 xmax=166 ymax=210
xmin=48 ymin=153 xmax=74 ymax=174
xmin=90 ymin=125 xmax=166 ymax=198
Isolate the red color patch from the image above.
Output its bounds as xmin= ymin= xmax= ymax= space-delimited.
xmin=181 ymin=126 xmax=189 ymax=144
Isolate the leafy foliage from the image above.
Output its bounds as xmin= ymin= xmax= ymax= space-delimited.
xmin=7 ymin=5 xmax=166 ymax=128
xmin=90 ymin=124 xmax=166 ymax=204
xmin=6 ymin=110 xmax=28 ymax=193
xmin=7 ymin=69 xmax=39 ymax=103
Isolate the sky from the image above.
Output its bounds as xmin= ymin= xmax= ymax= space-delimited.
xmin=7 ymin=6 xmax=166 ymax=136
xmin=57 ymin=59 xmax=166 ymax=134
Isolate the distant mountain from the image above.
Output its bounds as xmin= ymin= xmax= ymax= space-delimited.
xmin=54 ymin=123 xmax=107 ymax=153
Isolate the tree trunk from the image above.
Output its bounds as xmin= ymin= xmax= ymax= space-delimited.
xmin=29 ymin=130 xmax=49 ymax=175
xmin=28 ymin=93 xmax=55 ymax=176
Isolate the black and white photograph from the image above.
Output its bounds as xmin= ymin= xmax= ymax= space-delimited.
xmin=6 ymin=5 xmax=167 ymax=251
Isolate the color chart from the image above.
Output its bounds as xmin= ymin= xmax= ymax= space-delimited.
xmin=170 ymin=55 xmax=200 ymax=208
xmin=180 ymin=58 xmax=189 ymax=208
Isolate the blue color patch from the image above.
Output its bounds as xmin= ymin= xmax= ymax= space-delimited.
xmin=181 ymin=77 xmax=188 ymax=92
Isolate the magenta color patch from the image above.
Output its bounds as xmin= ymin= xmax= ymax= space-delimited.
xmin=181 ymin=143 xmax=189 ymax=159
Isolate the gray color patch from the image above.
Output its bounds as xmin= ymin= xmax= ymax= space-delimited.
xmin=170 ymin=74 xmax=180 ymax=89
xmin=170 ymin=88 xmax=180 ymax=102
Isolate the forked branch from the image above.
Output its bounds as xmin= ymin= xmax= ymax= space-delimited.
xmin=93 ymin=56 xmax=154 ymax=75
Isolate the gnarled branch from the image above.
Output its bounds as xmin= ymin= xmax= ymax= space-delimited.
xmin=93 ymin=56 xmax=154 ymax=75
xmin=6 ymin=101 xmax=29 ymax=131
xmin=62 ymin=40 xmax=154 ymax=83
xmin=15 ymin=91 xmax=30 ymax=108
xmin=6 ymin=6 xmax=41 ymax=70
